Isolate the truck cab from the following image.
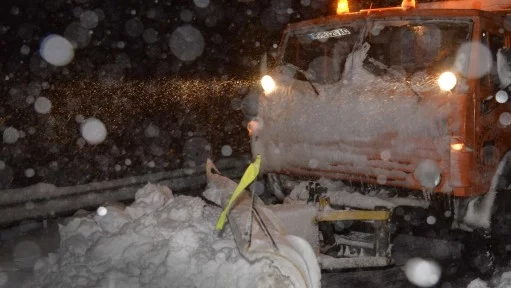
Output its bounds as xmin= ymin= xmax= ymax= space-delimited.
xmin=248 ymin=0 xmax=511 ymax=228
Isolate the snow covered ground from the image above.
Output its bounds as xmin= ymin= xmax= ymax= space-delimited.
xmin=0 ymin=181 xmax=509 ymax=288
xmin=11 ymin=183 xmax=305 ymax=288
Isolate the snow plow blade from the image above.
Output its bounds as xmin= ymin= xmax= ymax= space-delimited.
xmin=204 ymin=159 xmax=321 ymax=288
xmin=204 ymin=159 xmax=394 ymax=281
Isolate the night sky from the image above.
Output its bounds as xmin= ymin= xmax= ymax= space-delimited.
xmin=0 ymin=0 xmax=407 ymax=189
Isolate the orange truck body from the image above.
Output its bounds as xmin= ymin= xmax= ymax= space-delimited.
xmin=251 ymin=4 xmax=511 ymax=199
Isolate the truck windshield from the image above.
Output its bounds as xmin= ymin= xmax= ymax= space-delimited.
xmin=282 ymin=20 xmax=472 ymax=84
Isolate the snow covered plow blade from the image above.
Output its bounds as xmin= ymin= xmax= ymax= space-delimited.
xmin=204 ymin=160 xmax=393 ymax=280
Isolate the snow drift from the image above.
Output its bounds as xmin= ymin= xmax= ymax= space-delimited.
xmin=21 ymin=183 xmax=314 ymax=288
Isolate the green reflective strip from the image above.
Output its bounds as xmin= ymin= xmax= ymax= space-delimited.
xmin=216 ymin=155 xmax=261 ymax=230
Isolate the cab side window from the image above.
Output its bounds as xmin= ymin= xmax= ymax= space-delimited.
xmin=480 ymin=30 xmax=505 ymax=115
xmin=481 ymin=31 xmax=505 ymax=89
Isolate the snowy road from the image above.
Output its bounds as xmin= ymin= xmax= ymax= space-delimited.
xmin=322 ymin=267 xmax=410 ymax=287
xmin=0 ymin=179 xmax=499 ymax=288
xmin=322 ymin=267 xmax=478 ymax=288
xmin=0 ymin=216 xmax=493 ymax=288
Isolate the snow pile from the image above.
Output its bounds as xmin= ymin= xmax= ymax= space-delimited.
xmin=497 ymin=272 xmax=511 ymax=288
xmin=467 ymin=272 xmax=511 ymax=288
xmin=22 ymin=183 xmax=301 ymax=288
xmin=467 ymin=278 xmax=489 ymax=288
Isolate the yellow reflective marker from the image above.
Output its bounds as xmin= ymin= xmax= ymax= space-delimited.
xmin=216 ymin=155 xmax=261 ymax=230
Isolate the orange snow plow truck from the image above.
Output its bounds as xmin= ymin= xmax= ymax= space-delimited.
xmin=244 ymin=0 xmax=511 ymax=273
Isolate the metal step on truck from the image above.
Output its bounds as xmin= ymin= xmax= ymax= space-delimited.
xmin=237 ymin=0 xmax=511 ymax=277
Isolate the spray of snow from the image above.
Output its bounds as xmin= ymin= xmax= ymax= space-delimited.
xmin=24 ymin=169 xmax=35 ymax=178
xmin=80 ymin=118 xmax=108 ymax=145
xmin=125 ymin=18 xmax=144 ymax=38
xmin=463 ymin=152 xmax=511 ymax=229
xmin=221 ymin=145 xmax=233 ymax=157
xmin=496 ymin=90 xmax=509 ymax=103
xmin=300 ymin=0 xmax=311 ymax=6
xmin=26 ymin=96 xmax=35 ymax=105
xmin=455 ymin=42 xmax=492 ymax=79
xmin=180 ymin=9 xmax=194 ymax=22
xmin=426 ymin=215 xmax=436 ymax=225
xmin=144 ymin=124 xmax=160 ymax=138
xmin=3 ymin=127 xmax=20 ymax=144
xmin=34 ymin=97 xmax=52 ymax=114
xmin=497 ymin=48 xmax=511 ymax=88
xmin=413 ymin=159 xmax=441 ymax=189
xmin=64 ymin=22 xmax=91 ymax=49
xmin=193 ymin=0 xmax=210 ymax=8
xmin=80 ymin=10 xmax=99 ymax=29
xmin=499 ymin=112 xmax=511 ymax=126
xmin=22 ymin=183 xmax=305 ymax=288
xmin=142 ymin=28 xmax=158 ymax=44
xmin=169 ymin=25 xmax=205 ymax=61
xmin=39 ymin=35 xmax=75 ymax=67
xmin=404 ymin=258 xmax=441 ymax=287
xmin=20 ymin=45 xmax=30 ymax=55
xmin=75 ymin=114 xmax=85 ymax=123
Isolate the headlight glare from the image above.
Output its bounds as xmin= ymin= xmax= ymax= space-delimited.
xmin=437 ymin=71 xmax=457 ymax=91
xmin=261 ymin=75 xmax=276 ymax=94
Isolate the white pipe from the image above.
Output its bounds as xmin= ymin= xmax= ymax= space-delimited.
xmin=0 ymin=157 xmax=248 ymax=206
xmin=0 ymin=166 xmax=244 ymax=225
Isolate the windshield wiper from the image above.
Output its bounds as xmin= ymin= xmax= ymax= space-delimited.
xmin=367 ymin=57 xmax=422 ymax=102
xmin=284 ymin=63 xmax=319 ymax=96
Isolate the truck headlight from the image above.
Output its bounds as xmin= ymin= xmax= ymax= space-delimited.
xmin=437 ymin=71 xmax=457 ymax=91
xmin=261 ymin=75 xmax=276 ymax=94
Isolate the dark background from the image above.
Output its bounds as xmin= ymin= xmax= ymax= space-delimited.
xmin=0 ymin=0 xmax=428 ymax=189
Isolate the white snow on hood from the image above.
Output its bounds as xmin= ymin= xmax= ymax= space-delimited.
xmin=22 ymin=183 xmax=299 ymax=288
xmin=252 ymin=48 xmax=455 ymax=176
